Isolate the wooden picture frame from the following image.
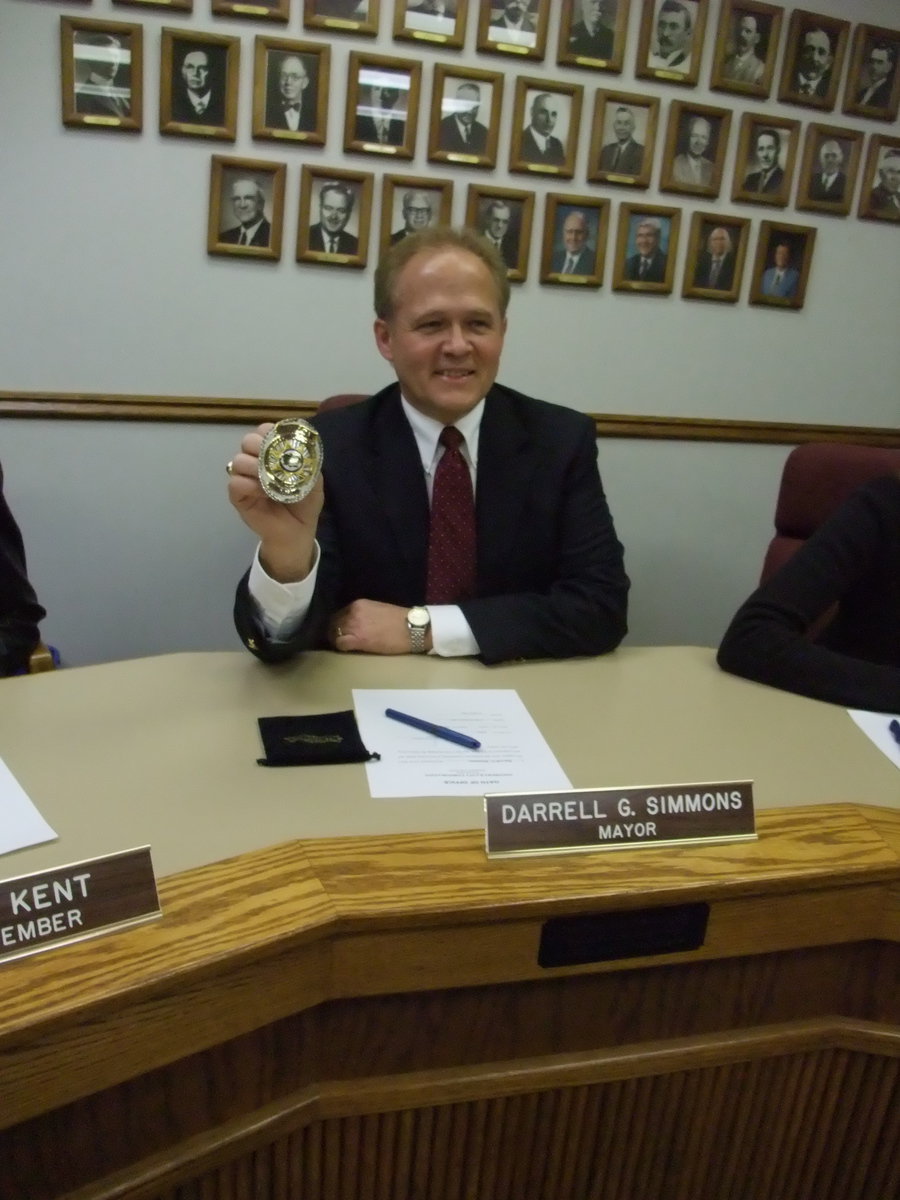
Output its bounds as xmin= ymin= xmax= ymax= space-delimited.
xmin=61 ymin=16 xmax=143 ymax=132
xmin=113 ymin=0 xmax=190 ymax=12
xmin=635 ymin=0 xmax=708 ymax=88
xmin=556 ymin=0 xmax=629 ymax=73
xmin=393 ymin=0 xmax=468 ymax=49
xmin=681 ymin=210 xmax=749 ymax=302
xmin=709 ymin=1 xmax=783 ymax=99
xmin=428 ymin=65 xmax=503 ymax=170
xmin=842 ymin=24 xmax=900 ymax=123
xmin=252 ymin=37 xmax=328 ymax=146
xmin=586 ymin=89 xmax=658 ymax=189
xmin=476 ymin=1 xmax=551 ymax=63
xmin=509 ymin=77 xmax=583 ymax=180
xmin=749 ymin=219 xmax=816 ymax=310
xmin=212 ymin=0 xmax=288 ymax=23
xmin=540 ymin=193 xmax=609 ymax=288
xmin=777 ymin=10 xmax=849 ymax=112
xmin=857 ymin=135 xmax=900 ymax=224
xmin=379 ymin=175 xmax=453 ymax=254
xmin=731 ymin=112 xmax=798 ymax=208
xmin=297 ymin=166 xmax=374 ymax=267
xmin=304 ymin=0 xmax=379 ymax=36
xmin=612 ymin=203 xmax=680 ymax=293
xmin=160 ymin=29 xmax=238 ymax=141
xmin=465 ymin=185 xmax=534 ymax=282
xmin=795 ymin=123 xmax=862 ymax=217
xmin=659 ymin=100 xmax=731 ymax=198
xmin=344 ymin=52 xmax=421 ymax=160
xmin=207 ymin=155 xmax=285 ymax=261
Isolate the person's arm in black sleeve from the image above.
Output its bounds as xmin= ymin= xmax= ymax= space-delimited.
xmin=0 ymin=463 xmax=46 ymax=676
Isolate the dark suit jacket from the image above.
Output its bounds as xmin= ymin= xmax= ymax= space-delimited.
xmin=220 ymin=218 xmax=271 ymax=247
xmin=520 ymin=127 xmax=565 ymax=166
xmin=856 ymin=76 xmax=893 ymax=107
xmin=625 ymin=249 xmax=667 ymax=283
xmin=0 ymin=462 xmax=45 ymax=676
xmin=808 ymin=171 xmax=846 ymax=202
xmin=869 ymin=184 xmax=900 ymax=218
xmin=234 ymin=384 xmax=629 ymax=665
xmin=568 ymin=20 xmax=614 ymax=59
xmin=354 ymin=114 xmax=404 ymax=146
xmin=599 ymin=139 xmax=643 ymax=174
xmin=308 ymin=224 xmax=359 ymax=253
xmin=264 ymin=96 xmax=316 ymax=132
xmin=483 ymin=233 xmax=519 ymax=269
xmin=438 ymin=115 xmax=488 ymax=155
xmin=551 ymin=246 xmax=594 ymax=274
xmin=793 ymin=70 xmax=831 ymax=98
xmin=170 ymin=87 xmax=225 ymax=126
xmin=693 ymin=251 xmax=735 ymax=291
xmin=489 ymin=10 xmax=536 ymax=33
xmin=743 ymin=165 xmax=784 ymax=194
xmin=75 ymin=87 xmax=130 ymax=119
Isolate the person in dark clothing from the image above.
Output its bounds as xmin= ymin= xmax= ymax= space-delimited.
xmin=0 ymin=462 xmax=46 ymax=676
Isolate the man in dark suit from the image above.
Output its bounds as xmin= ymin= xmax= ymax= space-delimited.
xmin=480 ymin=200 xmax=518 ymax=270
xmin=354 ymin=84 xmax=405 ymax=146
xmin=693 ymin=226 xmax=735 ymax=290
xmin=308 ymin=182 xmax=360 ymax=254
xmin=390 ymin=190 xmax=434 ymax=245
xmin=598 ymin=106 xmax=643 ymax=174
xmin=74 ymin=32 xmax=130 ymax=119
xmin=438 ymin=82 xmax=488 ymax=155
xmin=743 ymin=127 xmax=784 ymax=194
xmin=171 ymin=47 xmax=225 ymax=126
xmin=625 ymin=218 xmax=667 ymax=282
xmin=489 ymin=1 xmax=537 ymax=38
xmin=520 ymin=93 xmax=565 ymax=167
xmin=647 ymin=0 xmax=693 ymax=72
xmin=220 ymin=178 xmax=271 ymax=247
xmin=807 ymin=139 xmax=847 ymax=202
xmin=568 ymin=0 xmax=615 ymax=59
xmin=264 ymin=54 xmax=316 ymax=133
xmin=551 ymin=211 xmax=595 ymax=275
xmin=869 ymin=152 xmax=900 ymax=220
xmin=856 ymin=43 xmax=896 ymax=107
xmin=0 ymin=461 xmax=46 ymax=676
xmin=792 ymin=25 xmax=834 ymax=98
xmin=228 ymin=228 xmax=628 ymax=664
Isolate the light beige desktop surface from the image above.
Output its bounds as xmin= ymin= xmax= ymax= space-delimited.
xmin=1 ymin=645 xmax=896 ymax=882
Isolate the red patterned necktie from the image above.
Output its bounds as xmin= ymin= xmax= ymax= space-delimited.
xmin=426 ymin=426 xmax=476 ymax=604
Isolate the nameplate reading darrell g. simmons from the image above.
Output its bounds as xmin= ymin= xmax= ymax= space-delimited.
xmin=0 ymin=846 xmax=161 ymax=964
xmin=485 ymin=781 xmax=755 ymax=858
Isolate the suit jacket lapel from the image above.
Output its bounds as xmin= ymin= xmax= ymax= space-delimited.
xmin=475 ymin=388 xmax=530 ymax=589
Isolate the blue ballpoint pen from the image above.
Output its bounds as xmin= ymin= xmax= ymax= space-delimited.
xmin=385 ymin=708 xmax=481 ymax=750
xmin=888 ymin=719 xmax=900 ymax=748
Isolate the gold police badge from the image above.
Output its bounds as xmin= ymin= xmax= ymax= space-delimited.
xmin=258 ymin=418 xmax=323 ymax=503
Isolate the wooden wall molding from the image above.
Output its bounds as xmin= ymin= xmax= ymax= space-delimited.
xmin=2 ymin=391 xmax=899 ymax=447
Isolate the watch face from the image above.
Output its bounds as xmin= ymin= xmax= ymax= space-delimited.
xmin=408 ymin=606 xmax=430 ymax=628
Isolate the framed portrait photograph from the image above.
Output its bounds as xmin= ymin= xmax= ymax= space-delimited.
xmin=252 ymin=37 xmax=328 ymax=146
xmin=749 ymin=220 xmax=816 ymax=310
xmin=795 ymin=123 xmax=862 ymax=217
xmin=160 ymin=30 xmax=238 ymax=141
xmin=659 ymin=101 xmax=731 ymax=198
xmin=635 ymin=0 xmax=708 ymax=87
xmin=465 ymin=185 xmax=534 ymax=282
xmin=857 ymin=136 xmax=900 ymax=224
xmin=212 ymin=0 xmax=288 ymax=22
xmin=556 ymin=0 xmax=629 ymax=73
xmin=61 ymin=16 xmax=143 ymax=132
xmin=113 ymin=0 xmax=191 ymax=11
xmin=207 ymin=155 xmax=285 ymax=261
xmin=298 ymin=167 xmax=374 ymax=267
xmin=612 ymin=204 xmax=680 ymax=293
xmin=393 ymin=0 xmax=468 ymax=49
xmin=344 ymin=52 xmax=421 ymax=160
xmin=304 ymin=0 xmax=379 ymax=36
xmin=586 ymin=89 xmax=658 ymax=188
xmin=379 ymin=175 xmax=453 ymax=254
xmin=842 ymin=24 xmax=900 ymax=123
xmin=777 ymin=10 xmax=849 ymax=112
xmin=731 ymin=113 xmax=799 ymax=208
xmin=709 ymin=1 xmax=783 ymax=98
xmin=681 ymin=211 xmax=749 ymax=302
xmin=476 ymin=1 xmax=551 ymax=63
xmin=428 ymin=65 xmax=503 ymax=170
xmin=509 ymin=77 xmax=583 ymax=179
xmin=540 ymin=193 xmax=609 ymax=288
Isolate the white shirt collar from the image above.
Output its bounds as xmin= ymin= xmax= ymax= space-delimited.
xmin=400 ymin=394 xmax=484 ymax=481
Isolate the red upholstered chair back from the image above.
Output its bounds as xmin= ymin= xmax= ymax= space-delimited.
xmin=318 ymin=393 xmax=367 ymax=412
xmin=761 ymin=442 xmax=900 ymax=584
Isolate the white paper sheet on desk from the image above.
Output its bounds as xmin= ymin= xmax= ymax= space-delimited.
xmin=353 ymin=689 xmax=572 ymax=798
xmin=0 ymin=755 xmax=57 ymax=856
xmin=848 ymin=709 xmax=900 ymax=770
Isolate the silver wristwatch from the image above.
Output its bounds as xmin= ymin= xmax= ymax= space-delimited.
xmin=407 ymin=606 xmax=431 ymax=653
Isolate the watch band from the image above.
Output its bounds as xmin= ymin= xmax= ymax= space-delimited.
xmin=409 ymin=624 xmax=427 ymax=654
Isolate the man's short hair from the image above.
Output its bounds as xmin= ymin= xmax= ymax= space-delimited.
xmin=659 ymin=0 xmax=691 ymax=34
xmin=755 ymin=126 xmax=780 ymax=149
xmin=319 ymin=181 xmax=355 ymax=212
xmin=233 ymin=179 xmax=265 ymax=208
xmin=803 ymin=26 xmax=833 ymax=52
xmin=374 ymin=226 xmax=510 ymax=320
xmin=707 ymin=226 xmax=733 ymax=252
xmin=870 ymin=41 xmax=897 ymax=68
xmin=818 ymin=139 xmax=844 ymax=166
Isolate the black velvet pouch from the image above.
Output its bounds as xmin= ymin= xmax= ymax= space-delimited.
xmin=257 ymin=711 xmax=380 ymax=767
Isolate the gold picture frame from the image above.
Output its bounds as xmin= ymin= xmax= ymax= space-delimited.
xmin=539 ymin=193 xmax=609 ymax=288
xmin=476 ymin=0 xmax=551 ymax=63
xmin=212 ymin=0 xmax=288 ymax=22
xmin=428 ymin=64 xmax=504 ymax=170
xmin=635 ymin=0 xmax=708 ymax=88
xmin=207 ymin=155 xmax=285 ymax=261
xmin=556 ymin=0 xmax=629 ymax=73
xmin=508 ymin=76 xmax=583 ymax=180
xmin=61 ymin=15 xmax=143 ymax=133
xmin=777 ymin=9 xmax=849 ymax=112
xmin=297 ymin=166 xmax=374 ymax=267
xmin=709 ymin=1 xmax=783 ymax=99
xmin=379 ymin=174 xmax=453 ymax=255
xmin=304 ymin=0 xmax=379 ymax=36
xmin=731 ymin=112 xmax=799 ymax=208
xmin=681 ymin=210 xmax=750 ymax=303
xmin=749 ymin=219 xmax=816 ymax=310
xmin=795 ymin=123 xmax=862 ymax=217
xmin=344 ymin=51 xmax=421 ymax=160
xmin=160 ymin=29 xmax=239 ymax=141
xmin=659 ymin=100 xmax=731 ymax=199
xmin=252 ymin=37 xmax=329 ymax=146
xmin=612 ymin=203 xmax=681 ymax=294
xmin=586 ymin=89 xmax=659 ymax=189
xmin=842 ymin=23 xmax=900 ymax=123
xmin=857 ymin=135 xmax=900 ymax=224
xmin=465 ymin=184 xmax=534 ymax=282
xmin=393 ymin=0 xmax=469 ymax=49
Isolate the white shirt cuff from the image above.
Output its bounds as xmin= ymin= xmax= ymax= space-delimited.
xmin=428 ymin=605 xmax=480 ymax=657
xmin=248 ymin=543 xmax=319 ymax=641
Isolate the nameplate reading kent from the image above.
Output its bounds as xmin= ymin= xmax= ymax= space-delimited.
xmin=0 ymin=846 xmax=161 ymax=964
xmin=485 ymin=781 xmax=755 ymax=858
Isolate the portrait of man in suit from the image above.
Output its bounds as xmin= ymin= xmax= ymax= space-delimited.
xmin=354 ymin=80 xmax=406 ymax=147
xmin=693 ymin=225 xmax=735 ymax=291
xmin=220 ymin=177 xmax=271 ymax=248
xmin=264 ymin=53 xmax=316 ymax=134
xmin=760 ymin=241 xmax=800 ymax=298
xmin=480 ymin=199 xmax=520 ymax=270
xmin=855 ymin=41 xmax=896 ymax=109
xmin=722 ymin=11 xmax=767 ymax=86
xmin=791 ymin=24 xmax=834 ymax=98
xmin=390 ymin=190 xmax=436 ymax=244
xmin=171 ymin=44 xmax=226 ymax=126
xmin=647 ymin=0 xmax=695 ymax=74
xmin=520 ymin=92 xmax=566 ymax=167
xmin=671 ymin=114 xmax=714 ymax=187
xmin=488 ymin=0 xmax=538 ymax=49
xmin=868 ymin=151 xmax=900 ymax=220
xmin=743 ymin=127 xmax=784 ymax=194
xmin=598 ymin=105 xmax=644 ymax=175
xmin=807 ymin=139 xmax=847 ymax=203
xmin=74 ymin=31 xmax=131 ymax=119
xmin=405 ymin=0 xmax=455 ymax=31
xmin=438 ymin=81 xmax=489 ymax=155
xmin=551 ymin=210 xmax=596 ymax=275
xmin=567 ymin=0 xmax=616 ymax=60
xmin=624 ymin=216 xmax=668 ymax=282
xmin=312 ymin=0 xmax=369 ymax=16
xmin=309 ymin=181 xmax=360 ymax=254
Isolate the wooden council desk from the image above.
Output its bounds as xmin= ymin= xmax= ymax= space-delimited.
xmin=0 ymin=648 xmax=897 ymax=1200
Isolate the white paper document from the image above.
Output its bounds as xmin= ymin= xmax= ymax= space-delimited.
xmin=0 ymin=755 xmax=57 ymax=856
xmin=353 ymin=689 xmax=572 ymax=798
xmin=848 ymin=709 xmax=900 ymax=770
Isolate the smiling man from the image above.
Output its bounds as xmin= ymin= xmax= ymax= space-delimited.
xmin=228 ymin=228 xmax=628 ymax=664
xmin=220 ymin=178 xmax=270 ymax=247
